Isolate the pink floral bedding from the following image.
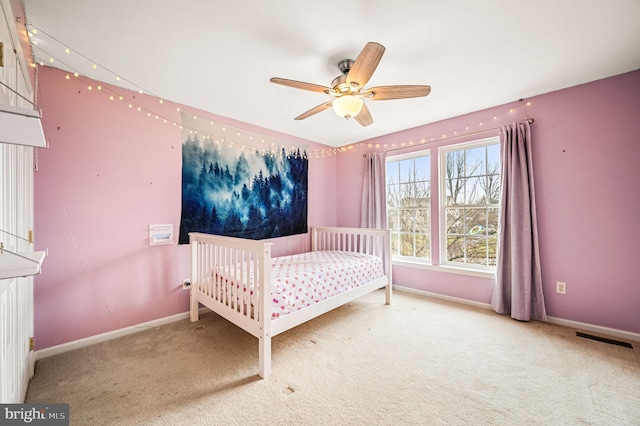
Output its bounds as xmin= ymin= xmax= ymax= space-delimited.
xmin=270 ymin=250 xmax=385 ymax=319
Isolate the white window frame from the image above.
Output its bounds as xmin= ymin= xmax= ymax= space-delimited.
xmin=438 ymin=136 xmax=501 ymax=273
xmin=385 ymin=150 xmax=432 ymax=265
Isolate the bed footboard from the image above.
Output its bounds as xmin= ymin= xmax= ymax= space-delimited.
xmin=189 ymin=232 xmax=273 ymax=377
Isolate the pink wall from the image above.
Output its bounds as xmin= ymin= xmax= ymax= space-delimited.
xmin=336 ymin=70 xmax=640 ymax=335
xmin=34 ymin=66 xmax=640 ymax=349
xmin=34 ymin=66 xmax=337 ymax=349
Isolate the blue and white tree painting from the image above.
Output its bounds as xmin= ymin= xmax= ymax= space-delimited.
xmin=178 ymin=122 xmax=308 ymax=244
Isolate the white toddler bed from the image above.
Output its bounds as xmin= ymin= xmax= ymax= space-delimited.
xmin=189 ymin=226 xmax=391 ymax=379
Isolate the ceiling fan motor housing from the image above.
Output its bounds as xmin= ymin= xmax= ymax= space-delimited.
xmin=332 ymin=59 xmax=356 ymax=93
xmin=337 ymin=59 xmax=354 ymax=75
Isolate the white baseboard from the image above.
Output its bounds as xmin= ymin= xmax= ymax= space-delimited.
xmin=545 ymin=316 xmax=640 ymax=343
xmin=36 ymin=287 xmax=638 ymax=360
xmin=35 ymin=307 xmax=211 ymax=360
xmin=393 ymin=285 xmax=640 ymax=343
xmin=393 ymin=285 xmax=492 ymax=311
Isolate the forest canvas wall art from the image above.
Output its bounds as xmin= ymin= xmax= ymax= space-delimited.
xmin=178 ymin=115 xmax=308 ymax=243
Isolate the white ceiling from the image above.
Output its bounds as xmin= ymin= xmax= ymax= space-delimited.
xmin=22 ymin=0 xmax=640 ymax=148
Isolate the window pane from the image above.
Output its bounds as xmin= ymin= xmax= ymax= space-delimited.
xmin=391 ymin=232 xmax=400 ymax=256
xmin=387 ymin=184 xmax=401 ymax=207
xmin=486 ymin=174 xmax=500 ymax=204
xmin=399 ymin=210 xmax=413 ymax=232
xmin=487 ymin=236 xmax=498 ymax=265
xmin=415 ymin=234 xmax=430 ymax=258
xmin=400 ymin=233 xmax=415 ymax=257
xmin=414 ymin=209 xmax=430 ymax=233
xmin=447 ymin=236 xmax=465 ymax=263
xmin=487 ymin=207 xmax=499 ymax=235
xmin=414 ymin=155 xmax=430 ymax=181
xmin=386 ymin=161 xmax=399 ymax=185
xmin=465 ymin=146 xmax=485 ymax=176
xmin=387 ymin=210 xmax=399 ymax=230
xmin=446 ymin=177 xmax=464 ymax=205
xmin=465 ymin=177 xmax=484 ymax=204
xmin=399 ymin=159 xmax=414 ymax=183
xmin=466 ymin=237 xmax=488 ymax=265
xmin=466 ymin=208 xmax=487 ymax=236
xmin=446 ymin=151 xmax=463 ymax=179
xmin=399 ymin=183 xmax=414 ymax=205
xmin=446 ymin=208 xmax=464 ymax=235
xmin=415 ymin=181 xmax=430 ymax=205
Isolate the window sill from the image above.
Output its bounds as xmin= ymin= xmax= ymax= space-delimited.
xmin=392 ymin=259 xmax=496 ymax=279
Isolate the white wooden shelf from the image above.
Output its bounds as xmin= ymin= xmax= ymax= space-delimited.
xmin=0 ymin=251 xmax=47 ymax=280
xmin=0 ymin=105 xmax=48 ymax=148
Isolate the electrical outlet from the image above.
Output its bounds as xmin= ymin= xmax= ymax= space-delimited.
xmin=181 ymin=279 xmax=191 ymax=290
xmin=556 ymin=281 xmax=566 ymax=294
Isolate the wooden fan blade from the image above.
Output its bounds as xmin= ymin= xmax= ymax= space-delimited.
xmin=354 ymin=103 xmax=373 ymax=127
xmin=270 ymin=77 xmax=332 ymax=94
xmin=295 ymin=101 xmax=333 ymax=120
xmin=346 ymin=42 xmax=385 ymax=89
xmin=364 ymin=85 xmax=431 ymax=100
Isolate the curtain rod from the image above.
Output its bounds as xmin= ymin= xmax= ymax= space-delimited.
xmin=363 ymin=118 xmax=534 ymax=157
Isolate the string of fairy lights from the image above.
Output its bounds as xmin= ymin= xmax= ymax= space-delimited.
xmin=26 ymin=24 xmax=533 ymax=160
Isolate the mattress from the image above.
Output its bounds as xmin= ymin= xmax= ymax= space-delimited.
xmin=214 ymin=250 xmax=385 ymax=320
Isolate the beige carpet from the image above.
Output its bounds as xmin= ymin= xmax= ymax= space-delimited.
xmin=26 ymin=290 xmax=640 ymax=425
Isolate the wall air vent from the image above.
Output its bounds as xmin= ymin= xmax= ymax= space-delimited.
xmin=576 ymin=332 xmax=633 ymax=349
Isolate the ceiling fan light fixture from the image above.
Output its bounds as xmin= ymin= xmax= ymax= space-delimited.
xmin=332 ymin=95 xmax=363 ymax=119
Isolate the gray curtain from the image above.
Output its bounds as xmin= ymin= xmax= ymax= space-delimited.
xmin=491 ymin=121 xmax=547 ymax=321
xmin=360 ymin=152 xmax=387 ymax=229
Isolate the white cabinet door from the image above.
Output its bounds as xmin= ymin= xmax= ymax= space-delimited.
xmin=0 ymin=143 xmax=35 ymax=404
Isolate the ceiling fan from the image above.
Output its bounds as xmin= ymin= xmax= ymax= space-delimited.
xmin=270 ymin=42 xmax=431 ymax=127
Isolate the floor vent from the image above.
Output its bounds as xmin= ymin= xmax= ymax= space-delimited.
xmin=576 ymin=332 xmax=633 ymax=349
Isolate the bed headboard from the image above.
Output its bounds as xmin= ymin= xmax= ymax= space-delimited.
xmin=311 ymin=226 xmax=391 ymax=277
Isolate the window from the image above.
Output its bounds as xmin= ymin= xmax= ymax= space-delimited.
xmin=441 ymin=137 xmax=500 ymax=269
xmin=386 ymin=152 xmax=431 ymax=262
xmin=385 ymin=136 xmax=501 ymax=274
